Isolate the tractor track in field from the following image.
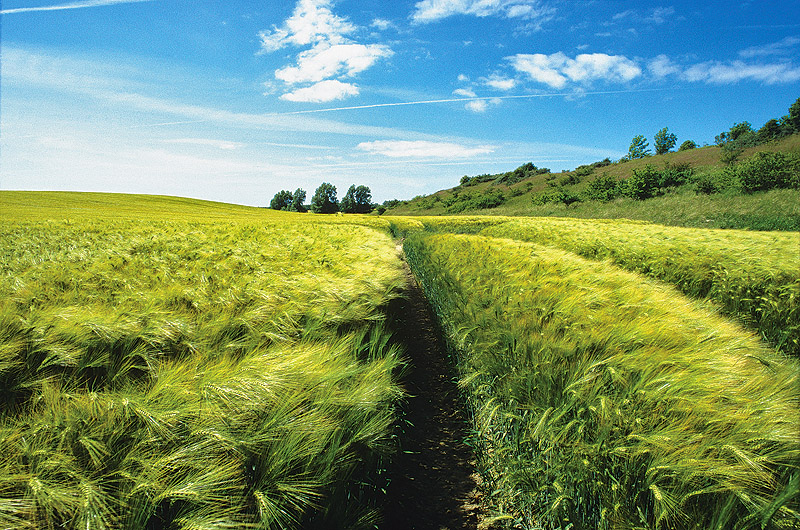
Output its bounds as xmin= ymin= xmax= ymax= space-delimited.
xmin=380 ymin=244 xmax=486 ymax=530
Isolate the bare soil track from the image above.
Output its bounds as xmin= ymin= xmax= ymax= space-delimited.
xmin=380 ymin=249 xmax=485 ymax=530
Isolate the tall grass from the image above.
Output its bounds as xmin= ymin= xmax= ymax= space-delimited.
xmin=0 ymin=214 xmax=406 ymax=529
xmin=479 ymin=218 xmax=800 ymax=356
xmin=404 ymin=232 xmax=800 ymax=529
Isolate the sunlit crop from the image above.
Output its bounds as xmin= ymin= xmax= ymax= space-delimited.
xmin=404 ymin=232 xmax=800 ymax=528
xmin=0 ymin=194 xmax=406 ymax=529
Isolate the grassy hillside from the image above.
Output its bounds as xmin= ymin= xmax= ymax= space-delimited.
xmin=386 ymin=135 xmax=800 ymax=230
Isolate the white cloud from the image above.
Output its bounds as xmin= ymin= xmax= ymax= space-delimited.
xmin=411 ymin=0 xmax=555 ymax=24
xmin=259 ymin=0 xmax=391 ymax=103
xmin=484 ymin=74 xmax=517 ymax=90
xmin=739 ymin=37 xmax=800 ymax=59
xmin=280 ymin=80 xmax=360 ymax=102
xmin=683 ymin=60 xmax=800 ymax=85
xmin=0 ymin=0 xmax=153 ymax=14
xmin=611 ymin=6 xmax=675 ymax=25
xmin=508 ymin=52 xmax=642 ymax=89
xmin=453 ymin=87 xmax=476 ymax=97
xmin=465 ymin=98 xmax=502 ymax=113
xmin=356 ymin=140 xmax=494 ymax=158
xmin=645 ymin=51 xmax=800 ymax=85
xmin=457 ymin=74 xmax=470 ymax=82
xmin=163 ymin=138 xmax=242 ymax=150
xmin=258 ymin=0 xmax=355 ymax=52
xmin=648 ymin=54 xmax=681 ymax=78
xmin=371 ymin=18 xmax=393 ymax=30
xmin=275 ymin=43 xmax=393 ymax=84
xmin=645 ymin=6 xmax=675 ymax=24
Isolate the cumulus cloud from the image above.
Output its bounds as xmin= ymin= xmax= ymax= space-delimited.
xmin=260 ymin=0 xmax=391 ymax=102
xmin=356 ymin=140 xmax=494 ymax=158
xmin=453 ymin=88 xmax=477 ymax=97
xmin=259 ymin=0 xmax=355 ymax=51
xmin=275 ymin=43 xmax=393 ymax=84
xmin=484 ymin=74 xmax=517 ymax=90
xmin=411 ymin=0 xmax=555 ymax=24
xmin=280 ymin=80 xmax=360 ymax=102
xmin=648 ymin=54 xmax=681 ymax=78
xmin=465 ymin=98 xmax=502 ymax=113
xmin=508 ymin=52 xmax=642 ymax=89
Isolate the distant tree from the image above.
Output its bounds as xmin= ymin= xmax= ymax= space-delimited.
xmin=716 ymin=122 xmax=758 ymax=164
xmin=654 ymin=127 xmax=678 ymax=155
xmin=627 ymin=135 xmax=651 ymax=160
xmin=758 ymin=119 xmax=784 ymax=142
xmin=787 ymin=96 xmax=800 ymax=133
xmin=353 ymin=185 xmax=373 ymax=213
xmin=269 ymin=190 xmax=293 ymax=210
xmin=679 ymin=140 xmax=697 ymax=151
xmin=310 ymin=182 xmax=338 ymax=213
xmin=290 ymin=188 xmax=307 ymax=212
xmin=340 ymin=185 xmax=373 ymax=213
xmin=340 ymin=185 xmax=356 ymax=213
xmin=715 ymin=121 xmax=756 ymax=146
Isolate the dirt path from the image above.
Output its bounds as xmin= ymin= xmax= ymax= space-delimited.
xmin=381 ymin=246 xmax=485 ymax=530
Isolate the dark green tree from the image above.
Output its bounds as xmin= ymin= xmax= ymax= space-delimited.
xmin=340 ymin=185 xmax=373 ymax=213
xmin=310 ymin=182 xmax=338 ymax=213
xmin=654 ymin=127 xmax=677 ymax=155
xmin=269 ymin=190 xmax=293 ymax=210
xmin=679 ymin=140 xmax=697 ymax=151
xmin=353 ymin=185 xmax=373 ymax=213
xmin=786 ymin=96 xmax=800 ymax=133
xmin=290 ymin=188 xmax=307 ymax=212
xmin=627 ymin=135 xmax=651 ymax=160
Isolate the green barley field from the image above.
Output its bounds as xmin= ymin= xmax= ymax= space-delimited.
xmin=1 ymin=191 xmax=798 ymax=529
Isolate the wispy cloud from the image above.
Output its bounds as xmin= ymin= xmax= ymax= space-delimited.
xmin=739 ymin=36 xmax=800 ymax=58
xmin=1 ymin=0 xmax=154 ymax=15
xmin=162 ymin=138 xmax=243 ymax=150
xmin=356 ymin=140 xmax=494 ymax=159
xmin=411 ymin=0 xmax=555 ymax=24
xmin=648 ymin=51 xmax=800 ymax=85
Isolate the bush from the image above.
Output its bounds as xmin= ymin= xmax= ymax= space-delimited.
xmin=558 ymin=173 xmax=581 ymax=186
xmin=731 ymin=151 xmax=800 ymax=193
xmin=446 ymin=190 xmax=505 ymax=213
xmin=678 ymin=140 xmax=697 ymax=151
xmin=658 ymin=162 xmax=693 ymax=188
xmin=622 ymin=165 xmax=661 ymax=200
xmin=583 ymin=174 xmax=621 ymax=202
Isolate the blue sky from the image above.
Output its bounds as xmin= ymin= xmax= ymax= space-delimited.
xmin=2 ymin=0 xmax=799 ymax=205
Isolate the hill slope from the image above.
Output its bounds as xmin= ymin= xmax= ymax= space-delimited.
xmin=386 ymin=135 xmax=800 ymax=231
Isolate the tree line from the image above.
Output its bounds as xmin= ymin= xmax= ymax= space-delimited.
xmin=270 ymin=183 xmax=373 ymax=214
xmin=624 ymin=96 xmax=800 ymax=161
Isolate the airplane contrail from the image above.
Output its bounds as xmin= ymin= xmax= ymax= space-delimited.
xmin=267 ymin=88 xmax=672 ymax=116
xmin=1 ymin=0 xmax=154 ymax=15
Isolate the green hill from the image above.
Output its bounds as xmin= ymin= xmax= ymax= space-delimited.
xmin=385 ymin=134 xmax=800 ymax=231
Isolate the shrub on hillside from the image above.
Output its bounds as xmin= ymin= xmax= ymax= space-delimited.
xmin=729 ymin=151 xmax=800 ymax=193
xmin=658 ymin=162 xmax=693 ymax=188
xmin=583 ymin=174 xmax=622 ymax=202
xmin=621 ymin=165 xmax=661 ymax=200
